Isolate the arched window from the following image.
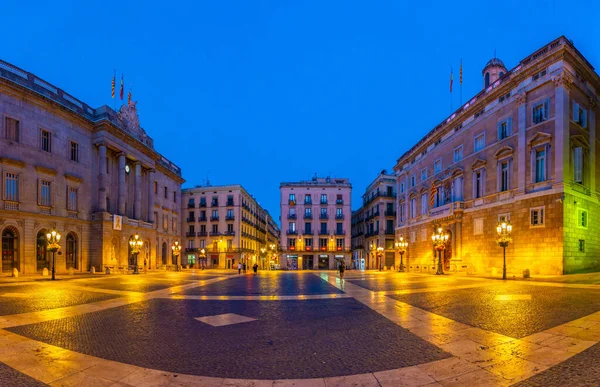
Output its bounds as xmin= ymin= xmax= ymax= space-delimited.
xmin=66 ymin=233 xmax=77 ymax=269
xmin=162 ymin=242 xmax=167 ymax=265
xmin=36 ymin=230 xmax=49 ymax=271
xmin=485 ymin=72 xmax=490 ymax=88
xmin=2 ymin=227 xmax=19 ymax=273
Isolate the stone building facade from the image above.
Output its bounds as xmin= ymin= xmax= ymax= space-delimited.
xmin=181 ymin=184 xmax=279 ymax=269
xmin=351 ymin=171 xmax=397 ymax=270
xmin=394 ymin=36 xmax=599 ymax=276
xmin=280 ymin=177 xmax=352 ymax=270
xmin=0 ymin=58 xmax=183 ymax=275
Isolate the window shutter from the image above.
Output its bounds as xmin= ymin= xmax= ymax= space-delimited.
xmin=573 ymin=102 xmax=580 ymax=122
xmin=543 ymin=99 xmax=550 ymax=120
xmin=507 ymin=117 xmax=513 ymax=135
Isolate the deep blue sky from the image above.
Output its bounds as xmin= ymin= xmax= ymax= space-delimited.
xmin=3 ymin=0 xmax=599 ymax=224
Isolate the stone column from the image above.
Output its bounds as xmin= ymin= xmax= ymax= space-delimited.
xmin=589 ymin=98 xmax=597 ymax=195
xmin=554 ymin=72 xmax=573 ymax=185
xmin=98 ymin=145 xmax=108 ymax=212
xmin=134 ymin=162 xmax=142 ymax=220
xmin=118 ymin=153 xmax=126 ymax=216
xmin=148 ymin=169 xmax=155 ymax=223
xmin=516 ymin=92 xmax=527 ymax=193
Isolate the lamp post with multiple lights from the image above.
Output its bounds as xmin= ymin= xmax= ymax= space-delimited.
xmin=172 ymin=241 xmax=181 ymax=271
xmin=496 ymin=220 xmax=513 ymax=280
xmin=377 ymin=246 xmax=384 ymax=271
xmin=45 ymin=229 xmax=61 ymax=280
xmin=431 ymin=226 xmax=449 ymax=275
xmin=199 ymin=248 xmax=206 ymax=269
xmin=129 ymin=234 xmax=143 ymax=274
xmin=395 ymin=236 xmax=408 ymax=272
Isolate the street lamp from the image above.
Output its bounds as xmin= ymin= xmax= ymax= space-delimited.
xmin=431 ymin=226 xmax=449 ymax=275
xmin=496 ymin=220 xmax=513 ymax=280
xmin=199 ymin=248 xmax=206 ymax=270
xmin=377 ymin=246 xmax=384 ymax=271
xmin=395 ymin=236 xmax=408 ymax=272
xmin=45 ymin=229 xmax=61 ymax=280
xmin=172 ymin=241 xmax=182 ymax=272
xmin=129 ymin=234 xmax=143 ymax=274
xmin=269 ymin=243 xmax=277 ymax=270
xmin=260 ymin=247 xmax=266 ymax=270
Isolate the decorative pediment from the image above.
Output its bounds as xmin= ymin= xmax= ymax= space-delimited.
xmin=0 ymin=157 xmax=25 ymax=168
xmin=418 ymin=186 xmax=428 ymax=194
xmin=451 ymin=168 xmax=464 ymax=177
xmin=65 ymin=173 xmax=83 ymax=183
xmin=35 ymin=165 xmax=57 ymax=176
xmin=470 ymin=158 xmax=487 ymax=171
xmin=117 ymin=101 xmax=151 ymax=146
xmin=494 ymin=146 xmax=514 ymax=159
xmin=571 ymin=135 xmax=589 ymax=149
xmin=528 ymin=132 xmax=552 ymax=147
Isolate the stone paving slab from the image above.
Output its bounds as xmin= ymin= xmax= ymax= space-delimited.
xmin=73 ymin=276 xmax=201 ymax=293
xmin=179 ymin=273 xmax=344 ymax=296
xmin=0 ymin=285 xmax=119 ymax=316
xmin=7 ymin=298 xmax=450 ymax=380
xmin=0 ymin=361 xmax=48 ymax=386
xmin=389 ymin=283 xmax=600 ymax=338
xmin=347 ymin=277 xmax=486 ymax=292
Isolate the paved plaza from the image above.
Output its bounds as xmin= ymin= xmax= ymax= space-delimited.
xmin=1 ymin=271 xmax=600 ymax=386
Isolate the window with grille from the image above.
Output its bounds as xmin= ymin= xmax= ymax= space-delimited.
xmin=4 ymin=173 xmax=18 ymax=201
xmin=40 ymin=130 xmax=52 ymax=152
xmin=70 ymin=142 xmax=79 ymax=162
xmin=67 ymin=187 xmax=78 ymax=211
xmin=40 ymin=181 xmax=51 ymax=206
xmin=530 ymin=207 xmax=545 ymax=227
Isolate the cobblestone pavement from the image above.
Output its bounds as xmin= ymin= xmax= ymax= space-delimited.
xmin=0 ymin=361 xmax=47 ymax=386
xmin=389 ymin=282 xmax=600 ymax=338
xmin=180 ymin=271 xmax=344 ymax=296
xmin=1 ymin=270 xmax=600 ymax=385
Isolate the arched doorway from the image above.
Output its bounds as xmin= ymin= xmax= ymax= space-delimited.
xmin=161 ymin=242 xmax=167 ymax=265
xmin=2 ymin=227 xmax=19 ymax=273
xmin=66 ymin=233 xmax=78 ymax=269
xmin=36 ymin=230 xmax=49 ymax=271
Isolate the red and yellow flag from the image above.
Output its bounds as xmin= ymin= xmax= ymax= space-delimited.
xmin=127 ymin=87 xmax=132 ymax=106
xmin=430 ymin=184 xmax=437 ymax=207
xmin=120 ymin=74 xmax=124 ymax=100
xmin=111 ymin=72 xmax=115 ymax=99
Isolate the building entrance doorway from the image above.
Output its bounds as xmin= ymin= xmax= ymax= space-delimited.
xmin=302 ymin=255 xmax=313 ymax=270
xmin=318 ymin=255 xmax=328 ymax=269
xmin=1 ymin=227 xmax=18 ymax=273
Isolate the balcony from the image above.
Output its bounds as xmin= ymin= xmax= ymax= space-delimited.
xmin=363 ymin=191 xmax=396 ymax=205
xmin=184 ymin=247 xmax=197 ymax=253
xmin=305 ymin=246 xmax=313 ymax=251
xmin=303 ymin=230 xmax=313 ymax=235
xmin=320 ymin=201 xmax=328 ymax=206
xmin=385 ymin=229 xmax=395 ymax=235
xmin=385 ymin=210 xmax=396 ymax=217
xmin=335 ymin=214 xmax=344 ymax=220
xmin=199 ymin=202 xmax=207 ymax=208
xmin=198 ymin=216 xmax=207 ymax=222
xmin=187 ymin=202 xmax=195 ymax=208
xmin=373 ymin=211 xmax=380 ymax=218
xmin=304 ymin=200 xmax=312 ymax=205
xmin=223 ymin=231 xmax=236 ymax=236
xmin=185 ymin=232 xmax=196 ymax=237
xmin=287 ymin=214 xmax=297 ymax=220
xmin=186 ymin=217 xmax=195 ymax=222
xmin=318 ymin=230 xmax=329 ymax=236
xmin=226 ymin=200 xmax=234 ymax=207
xmin=286 ymin=230 xmax=298 ymax=235
xmin=211 ymin=201 xmax=219 ymax=207
xmin=288 ymin=200 xmax=296 ymax=206
xmin=303 ymin=214 xmax=312 ymax=220
xmin=210 ymin=231 xmax=221 ymax=236
xmin=336 ymin=199 xmax=344 ymax=205
xmin=335 ymin=230 xmax=345 ymax=235
xmin=226 ymin=215 xmax=235 ymax=221
xmin=197 ymin=231 xmax=208 ymax=237
xmin=319 ymin=214 xmax=329 ymax=220
xmin=210 ymin=216 xmax=219 ymax=221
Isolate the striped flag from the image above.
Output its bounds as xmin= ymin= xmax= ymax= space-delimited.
xmin=120 ymin=74 xmax=124 ymax=100
xmin=460 ymin=59 xmax=463 ymax=85
xmin=430 ymin=184 xmax=437 ymax=207
xmin=449 ymin=68 xmax=454 ymax=92
xmin=111 ymin=71 xmax=115 ymax=99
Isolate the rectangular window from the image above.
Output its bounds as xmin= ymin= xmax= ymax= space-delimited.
xmin=40 ymin=130 xmax=52 ymax=152
xmin=163 ymin=214 xmax=168 ymax=230
xmin=530 ymin=207 xmax=545 ymax=227
xmin=474 ymin=133 xmax=485 ymax=152
xmin=535 ymin=149 xmax=546 ymax=183
xmin=498 ymin=118 xmax=512 ymax=140
xmin=289 ymin=222 xmax=296 ymax=232
xmin=453 ymin=146 xmax=463 ymax=162
xmin=164 ymin=187 xmax=168 ymax=199
xmin=320 ymin=194 xmax=327 ymax=204
xmin=67 ymin=187 xmax=78 ymax=211
xmin=498 ymin=213 xmax=510 ymax=223
xmin=474 ymin=170 xmax=483 ymax=198
xmin=305 ymin=222 xmax=312 ymax=234
xmin=500 ymin=162 xmax=509 ymax=191
xmin=4 ymin=172 xmax=18 ymax=201
xmin=336 ymin=222 xmax=343 ymax=233
xmin=579 ymin=240 xmax=585 ymax=252
xmin=154 ymin=181 xmax=158 ymax=194
xmin=289 ymin=193 xmax=296 ymax=203
xmin=212 ymin=224 xmax=218 ymax=233
xmin=574 ymin=147 xmax=583 ymax=184
xmin=336 ymin=208 xmax=343 ymax=218
xmin=532 ymin=69 xmax=547 ymax=81
xmin=5 ymin=117 xmax=19 ymax=142
xmin=420 ymin=168 xmax=427 ymax=181
xmin=304 ymin=194 xmax=312 ymax=204
xmin=173 ymin=217 xmax=177 ymax=233
xmin=227 ymin=224 xmax=234 ymax=232
xmin=305 ymin=208 xmax=312 ymax=217
xmin=577 ymin=209 xmax=588 ymax=229
xmin=410 ymin=231 xmax=416 ymax=243
xmin=70 ymin=141 xmax=79 ymax=162
xmin=336 ymin=238 xmax=344 ymax=250
xmin=410 ymin=198 xmax=416 ymax=218
xmin=474 ymin=218 xmax=483 ymax=235
xmin=227 ymin=209 xmax=234 ymax=218
xmin=211 ymin=209 xmax=218 ymax=219
xmin=532 ymin=100 xmax=549 ymax=124
xmin=400 ymin=182 xmax=405 ymax=193
xmin=289 ymin=238 xmax=296 ymax=249
xmin=399 ymin=203 xmax=404 ymax=222
xmin=573 ymin=102 xmax=588 ymax=128
xmin=173 ymin=191 xmax=177 ymax=203
xmin=40 ymin=181 xmax=51 ymax=206
xmin=434 ymin=159 xmax=442 ymax=174
xmin=420 ymin=193 xmax=427 ymax=215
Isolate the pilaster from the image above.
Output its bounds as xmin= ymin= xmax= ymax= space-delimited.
xmin=516 ymin=91 xmax=527 ymax=193
xmin=98 ymin=145 xmax=108 ymax=212
xmin=553 ymin=71 xmax=573 ymax=185
xmin=589 ymin=97 xmax=597 ymax=195
xmin=118 ymin=153 xmax=126 ymax=215
xmin=134 ymin=162 xmax=142 ymax=219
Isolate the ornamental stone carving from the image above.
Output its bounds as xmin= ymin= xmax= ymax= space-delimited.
xmin=552 ymin=71 xmax=573 ymax=89
xmin=117 ymin=101 xmax=151 ymax=147
xmin=514 ymin=92 xmax=527 ymax=107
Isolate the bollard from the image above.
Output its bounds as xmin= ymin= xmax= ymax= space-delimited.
xmin=91 ymin=267 xmax=96 ymax=274
xmin=105 ymin=267 xmax=111 ymax=275
xmin=42 ymin=267 xmax=49 ymax=277
xmin=12 ymin=268 xmax=18 ymax=278
xmin=68 ymin=267 xmax=75 ymax=276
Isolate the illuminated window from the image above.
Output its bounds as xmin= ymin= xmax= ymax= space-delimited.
xmin=530 ymin=207 xmax=545 ymax=227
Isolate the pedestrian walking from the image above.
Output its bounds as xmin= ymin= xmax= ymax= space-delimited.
xmin=237 ymin=262 xmax=242 ymax=275
xmin=338 ymin=261 xmax=345 ymax=281
xmin=253 ymin=263 xmax=258 ymax=274
xmin=243 ymin=263 xmax=247 ymax=274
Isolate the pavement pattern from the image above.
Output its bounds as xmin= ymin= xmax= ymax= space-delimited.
xmin=0 ymin=269 xmax=599 ymax=385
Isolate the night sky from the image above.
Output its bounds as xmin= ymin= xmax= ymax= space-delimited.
xmin=3 ymin=0 xmax=599 ymax=224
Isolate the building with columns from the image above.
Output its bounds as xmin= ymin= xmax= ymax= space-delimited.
xmin=280 ymin=176 xmax=352 ymax=270
xmin=0 ymin=58 xmax=183 ymax=275
xmin=351 ymin=171 xmax=397 ymax=270
xmin=181 ymin=184 xmax=279 ymax=270
xmin=394 ymin=36 xmax=599 ymax=276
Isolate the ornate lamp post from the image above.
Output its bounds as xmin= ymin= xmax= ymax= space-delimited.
xmin=260 ymin=247 xmax=266 ymax=270
xmin=496 ymin=220 xmax=513 ymax=280
xmin=431 ymin=226 xmax=449 ymax=275
xmin=377 ymin=246 xmax=384 ymax=271
xmin=172 ymin=241 xmax=182 ymax=271
xmin=269 ymin=243 xmax=277 ymax=270
xmin=129 ymin=234 xmax=143 ymax=274
xmin=395 ymin=236 xmax=408 ymax=272
xmin=199 ymin=248 xmax=206 ymax=269
xmin=45 ymin=229 xmax=61 ymax=280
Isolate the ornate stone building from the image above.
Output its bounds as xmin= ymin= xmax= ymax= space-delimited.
xmin=394 ymin=36 xmax=599 ymax=276
xmin=280 ymin=176 xmax=352 ymax=270
xmin=351 ymin=171 xmax=396 ymax=270
xmin=181 ymin=184 xmax=279 ymax=269
xmin=0 ymin=58 xmax=183 ymax=275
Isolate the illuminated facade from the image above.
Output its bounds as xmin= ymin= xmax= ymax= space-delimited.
xmin=0 ymin=58 xmax=183 ymax=275
xmin=280 ymin=177 xmax=352 ymax=270
xmin=394 ymin=36 xmax=599 ymax=276
xmin=351 ymin=171 xmax=397 ymax=270
xmin=181 ymin=185 xmax=279 ymax=269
